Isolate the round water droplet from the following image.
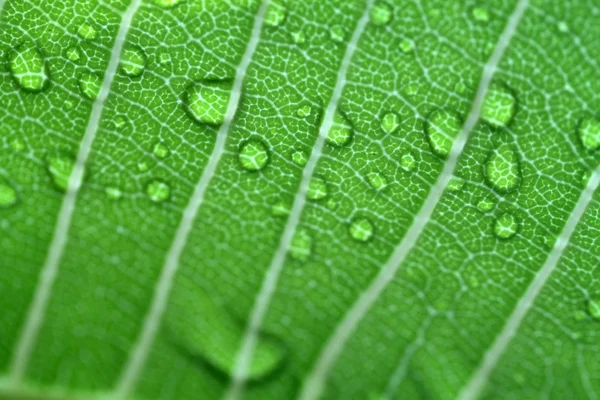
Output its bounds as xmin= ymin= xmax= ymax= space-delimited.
xmin=146 ymin=180 xmax=170 ymax=202
xmin=477 ymin=196 xmax=494 ymax=212
xmin=381 ymin=112 xmax=400 ymax=134
xmin=114 ymin=115 xmax=126 ymax=128
xmin=370 ymin=2 xmax=392 ymax=26
xmin=153 ymin=142 xmax=170 ymax=159
xmin=9 ymin=44 xmax=48 ymax=92
xmin=64 ymin=99 xmax=76 ymax=111
xmin=47 ymin=155 xmax=75 ymax=191
xmin=137 ymin=159 xmax=150 ymax=172
xmin=292 ymin=150 xmax=308 ymax=166
xmin=349 ymin=217 xmax=374 ymax=242
xmin=290 ymin=228 xmax=312 ymax=261
xmin=154 ymin=0 xmax=183 ymax=7
xmin=265 ymin=2 xmax=286 ymax=27
xmin=297 ymin=105 xmax=312 ymax=117
xmin=120 ymin=45 xmax=146 ymax=77
xmin=472 ymin=7 xmax=489 ymax=22
xmin=0 ymin=183 xmax=17 ymax=207
xmin=578 ymin=116 xmax=600 ymax=150
xmin=588 ymin=299 xmax=600 ymax=320
xmin=79 ymin=72 xmax=102 ymax=100
xmin=399 ymin=38 xmax=414 ymax=53
xmin=327 ymin=112 xmax=353 ymax=147
xmin=447 ymin=177 xmax=464 ymax=192
xmin=78 ymin=24 xmax=97 ymax=40
xmin=400 ymin=152 xmax=416 ymax=172
xmin=481 ymin=82 xmax=516 ymax=128
xmin=105 ymin=186 xmax=122 ymax=199
xmin=307 ymin=177 xmax=328 ymax=200
xmin=329 ymin=25 xmax=345 ymax=43
xmin=239 ymin=140 xmax=269 ymax=171
xmin=494 ymin=213 xmax=518 ymax=239
xmin=485 ymin=144 xmax=520 ymax=192
xmin=271 ymin=201 xmax=290 ymax=216
xmin=291 ymin=31 xmax=306 ymax=44
xmin=425 ymin=109 xmax=462 ymax=158
xmin=185 ymin=81 xmax=230 ymax=125
xmin=367 ymin=172 xmax=388 ymax=190
xmin=403 ymin=83 xmax=418 ymax=96
xmin=557 ymin=21 xmax=569 ymax=33
xmin=66 ymin=46 xmax=81 ymax=62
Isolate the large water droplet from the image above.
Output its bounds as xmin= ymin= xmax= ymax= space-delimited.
xmin=290 ymin=228 xmax=312 ymax=262
xmin=400 ymin=151 xmax=416 ymax=172
xmin=146 ymin=180 xmax=170 ymax=202
xmin=329 ymin=25 xmax=345 ymax=43
xmin=588 ymin=299 xmax=600 ymax=320
xmin=481 ymin=82 xmax=516 ymax=128
xmin=0 ymin=183 xmax=17 ymax=207
xmin=154 ymin=0 xmax=183 ymax=7
xmin=327 ymin=112 xmax=353 ymax=147
xmin=47 ymin=155 xmax=75 ymax=191
xmin=494 ymin=213 xmax=518 ymax=239
xmin=120 ymin=45 xmax=146 ymax=77
xmin=9 ymin=44 xmax=48 ymax=92
xmin=485 ymin=144 xmax=520 ymax=192
xmin=185 ymin=81 xmax=230 ymax=125
xmin=367 ymin=172 xmax=388 ymax=190
xmin=307 ymin=177 xmax=328 ymax=200
xmin=370 ymin=2 xmax=392 ymax=26
xmin=349 ymin=217 xmax=374 ymax=242
xmin=153 ymin=142 xmax=170 ymax=159
xmin=578 ymin=116 xmax=600 ymax=151
xmin=425 ymin=109 xmax=462 ymax=158
xmin=239 ymin=140 xmax=269 ymax=171
xmin=381 ymin=112 xmax=400 ymax=134
xmin=79 ymin=72 xmax=102 ymax=100
xmin=78 ymin=24 xmax=97 ymax=40
xmin=265 ymin=2 xmax=287 ymax=27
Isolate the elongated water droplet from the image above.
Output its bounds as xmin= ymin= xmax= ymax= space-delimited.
xmin=292 ymin=150 xmax=308 ymax=166
xmin=370 ymin=2 xmax=392 ymax=26
xmin=9 ymin=44 xmax=48 ymax=92
xmin=290 ymin=228 xmax=312 ymax=261
xmin=399 ymin=38 xmax=414 ymax=53
xmin=0 ymin=183 xmax=17 ymax=207
xmin=79 ymin=72 xmax=101 ymax=100
xmin=588 ymin=299 xmax=600 ymax=320
xmin=485 ymin=144 xmax=520 ymax=192
xmin=185 ymin=81 xmax=230 ymax=125
xmin=154 ymin=0 xmax=183 ymax=7
xmin=47 ymin=155 xmax=75 ymax=191
xmin=307 ymin=177 xmax=328 ymax=200
xmin=494 ymin=213 xmax=518 ymax=239
xmin=327 ymin=112 xmax=353 ymax=147
xmin=400 ymin=152 xmax=416 ymax=172
xmin=481 ymin=82 xmax=516 ymax=128
xmin=153 ymin=142 xmax=170 ymax=159
xmin=239 ymin=140 xmax=269 ymax=171
xmin=146 ymin=179 xmax=170 ymax=202
xmin=120 ymin=45 xmax=146 ymax=77
xmin=349 ymin=217 xmax=374 ymax=242
xmin=381 ymin=112 xmax=400 ymax=134
xmin=472 ymin=7 xmax=490 ymax=22
xmin=425 ymin=109 xmax=462 ymax=157
xmin=329 ymin=25 xmax=345 ymax=43
xmin=78 ymin=24 xmax=97 ymax=40
xmin=265 ymin=2 xmax=286 ymax=27
xmin=367 ymin=172 xmax=388 ymax=190
xmin=578 ymin=116 xmax=600 ymax=150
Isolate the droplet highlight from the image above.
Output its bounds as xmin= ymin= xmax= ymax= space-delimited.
xmin=186 ymin=81 xmax=230 ymax=125
xmin=370 ymin=2 xmax=392 ymax=26
xmin=78 ymin=24 xmax=97 ymax=40
xmin=153 ymin=142 xmax=170 ymax=159
xmin=367 ymin=172 xmax=388 ymax=190
xmin=265 ymin=2 xmax=286 ymax=27
xmin=485 ymin=144 xmax=520 ymax=192
xmin=239 ymin=140 xmax=269 ymax=171
xmin=120 ymin=46 xmax=146 ymax=77
xmin=47 ymin=155 xmax=75 ymax=191
xmin=494 ymin=213 xmax=518 ymax=239
xmin=400 ymin=152 xmax=416 ymax=172
xmin=0 ymin=183 xmax=17 ymax=207
xmin=327 ymin=112 xmax=353 ymax=147
xmin=481 ymin=82 xmax=516 ymax=128
xmin=381 ymin=112 xmax=400 ymax=134
xmin=329 ymin=25 xmax=345 ymax=43
xmin=9 ymin=44 xmax=48 ymax=92
xmin=79 ymin=72 xmax=102 ymax=100
xmin=349 ymin=217 xmax=374 ymax=242
xmin=578 ymin=116 xmax=600 ymax=151
xmin=146 ymin=180 xmax=170 ymax=202
xmin=307 ymin=177 xmax=328 ymax=200
xmin=425 ymin=109 xmax=462 ymax=158
xmin=290 ymin=228 xmax=312 ymax=262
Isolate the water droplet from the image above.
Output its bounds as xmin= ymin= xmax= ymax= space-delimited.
xmin=307 ymin=177 xmax=328 ymax=200
xmin=0 ymin=183 xmax=17 ymax=207
xmin=239 ymin=140 xmax=269 ymax=171
xmin=114 ymin=115 xmax=126 ymax=128
xmin=578 ymin=116 xmax=600 ymax=150
xmin=481 ymin=82 xmax=516 ymax=128
xmin=399 ymin=38 xmax=414 ymax=53
xmin=78 ymin=24 xmax=97 ymax=40
xmin=271 ymin=200 xmax=290 ymax=216
xmin=290 ymin=228 xmax=312 ymax=261
xmin=9 ymin=44 xmax=48 ymax=92
xmin=105 ymin=186 xmax=122 ymax=199
xmin=493 ymin=213 xmax=518 ymax=239
xmin=403 ymin=83 xmax=418 ymax=96
xmin=297 ymin=105 xmax=312 ymax=117
xmin=447 ymin=177 xmax=464 ymax=192
xmin=10 ymin=139 xmax=24 ymax=151
xmin=370 ymin=2 xmax=392 ymax=26
xmin=326 ymin=198 xmax=337 ymax=210
xmin=291 ymin=31 xmax=306 ymax=44
xmin=185 ymin=81 xmax=230 ymax=125
xmin=327 ymin=112 xmax=353 ymax=147
xmin=381 ymin=112 xmax=400 ymax=134
xmin=472 ymin=7 xmax=489 ymax=22
xmin=66 ymin=46 xmax=81 ymax=62
xmin=265 ymin=2 xmax=286 ymax=27
xmin=329 ymin=25 xmax=345 ymax=43
xmin=153 ymin=142 xmax=170 ymax=159
xmin=120 ymin=46 xmax=146 ymax=77
xmin=79 ymin=72 xmax=102 ymax=100
xmin=47 ymin=155 xmax=75 ymax=191
xmin=137 ymin=160 xmax=150 ymax=172
xmin=349 ymin=217 xmax=374 ymax=242
xmin=485 ymin=144 xmax=520 ymax=192
xmin=425 ymin=109 xmax=462 ymax=158
xmin=367 ymin=172 xmax=388 ymax=190
xmin=146 ymin=180 xmax=170 ymax=202
xmin=468 ymin=276 xmax=480 ymax=288
xmin=159 ymin=52 xmax=171 ymax=65
xmin=477 ymin=196 xmax=494 ymax=212
xmin=64 ymin=99 xmax=76 ymax=111
xmin=292 ymin=150 xmax=308 ymax=166
xmin=400 ymin=152 xmax=416 ymax=172
xmin=588 ymin=299 xmax=600 ymax=320
xmin=154 ymin=0 xmax=183 ymax=7
xmin=557 ymin=21 xmax=569 ymax=33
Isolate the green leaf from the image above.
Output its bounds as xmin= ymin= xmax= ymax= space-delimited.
xmin=1 ymin=0 xmax=600 ymax=399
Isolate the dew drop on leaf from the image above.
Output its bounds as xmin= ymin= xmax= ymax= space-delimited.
xmin=64 ymin=99 xmax=76 ymax=111
xmin=66 ymin=46 xmax=81 ymax=62
xmin=146 ymin=180 xmax=170 ymax=202
xmin=447 ymin=177 xmax=464 ymax=192
xmin=79 ymin=72 xmax=102 ymax=100
xmin=367 ymin=172 xmax=388 ymax=190
xmin=370 ymin=2 xmax=392 ymax=26
xmin=154 ymin=0 xmax=183 ymax=8
xmin=578 ymin=116 xmax=600 ymax=150
xmin=588 ymin=299 xmax=600 ymax=320
xmin=137 ymin=160 xmax=150 ymax=172
xmin=399 ymin=38 xmax=414 ymax=53
xmin=239 ymin=140 xmax=269 ymax=171
xmin=472 ymin=7 xmax=490 ymax=22
xmin=349 ymin=217 xmax=374 ymax=242
xmin=153 ymin=142 xmax=170 ymax=159
xmin=307 ymin=177 xmax=328 ymax=200
xmin=271 ymin=201 xmax=290 ymax=216
xmin=477 ymin=196 xmax=494 ymax=212
xmin=47 ymin=155 xmax=75 ymax=191
xmin=327 ymin=112 xmax=353 ymax=147
xmin=425 ymin=109 xmax=462 ymax=158
xmin=185 ymin=82 xmax=230 ymax=125
xmin=557 ymin=21 xmax=569 ymax=33
xmin=265 ymin=2 xmax=286 ymax=27
xmin=77 ymin=23 xmax=97 ymax=40
xmin=0 ymin=183 xmax=18 ymax=207
xmin=159 ymin=52 xmax=171 ymax=65
xmin=400 ymin=151 xmax=416 ymax=172
xmin=493 ymin=213 xmax=518 ymax=239
xmin=105 ymin=187 xmax=122 ymax=200
xmin=290 ymin=228 xmax=312 ymax=261
xmin=291 ymin=31 xmax=306 ymax=44
xmin=292 ymin=150 xmax=308 ymax=166
xmin=485 ymin=144 xmax=520 ymax=192
xmin=9 ymin=44 xmax=48 ymax=92
xmin=329 ymin=25 xmax=345 ymax=43
xmin=381 ymin=112 xmax=400 ymax=134
xmin=481 ymin=82 xmax=516 ymax=128
xmin=297 ymin=105 xmax=312 ymax=117
xmin=120 ymin=46 xmax=147 ymax=77
xmin=114 ymin=115 xmax=126 ymax=129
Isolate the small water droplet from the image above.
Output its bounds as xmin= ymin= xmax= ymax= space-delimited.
xmin=114 ymin=115 xmax=126 ymax=128
xmin=290 ymin=228 xmax=312 ymax=261
xmin=578 ymin=116 xmax=600 ymax=150
xmin=10 ymin=139 xmax=25 ymax=152
xmin=399 ymin=38 xmax=414 ymax=53
xmin=400 ymin=152 xmax=416 ymax=172
xmin=0 ymin=183 xmax=17 ymax=207
xmin=307 ymin=177 xmax=328 ymax=200
xmin=367 ymin=172 xmax=388 ymax=190
xmin=153 ymin=142 xmax=170 ymax=159
xmin=447 ymin=177 xmax=464 ymax=192
xmin=66 ymin=46 xmax=81 ymax=62
xmin=159 ymin=52 xmax=171 ymax=65
xmin=291 ymin=31 xmax=306 ymax=44
xmin=326 ymin=198 xmax=337 ymax=210
xmin=485 ymin=144 xmax=520 ymax=192
xmin=381 ymin=112 xmax=400 ymax=134
xmin=137 ymin=160 xmax=150 ymax=172
xmin=47 ymin=155 xmax=75 ymax=191
xmin=493 ymin=213 xmax=518 ymax=239
xmin=120 ymin=45 xmax=146 ymax=77
xmin=185 ymin=81 xmax=230 ymax=125
xmin=79 ymin=72 xmax=102 ymax=100
xmin=265 ymin=2 xmax=286 ymax=27
xmin=425 ymin=109 xmax=462 ymax=158
xmin=64 ymin=99 xmax=76 ymax=111
xmin=476 ymin=196 xmax=494 ymax=212
xmin=239 ymin=140 xmax=269 ymax=171
xmin=329 ymin=25 xmax=345 ymax=43
xmin=403 ymin=83 xmax=418 ymax=96
xmin=78 ymin=24 xmax=97 ymax=40
xmin=9 ymin=44 xmax=48 ymax=92
xmin=292 ymin=150 xmax=308 ymax=166
xmin=105 ymin=186 xmax=122 ymax=199
xmin=327 ymin=112 xmax=353 ymax=147
xmin=349 ymin=217 xmax=374 ymax=242
xmin=481 ymin=82 xmax=516 ymax=128
xmin=370 ymin=2 xmax=392 ymax=26
xmin=271 ymin=200 xmax=290 ymax=216
xmin=154 ymin=0 xmax=183 ymax=7
xmin=588 ymin=299 xmax=600 ymax=320
xmin=472 ymin=7 xmax=489 ymax=22
xmin=557 ymin=21 xmax=569 ymax=33
xmin=297 ymin=105 xmax=312 ymax=117
xmin=146 ymin=179 xmax=170 ymax=202
xmin=468 ymin=275 xmax=480 ymax=288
